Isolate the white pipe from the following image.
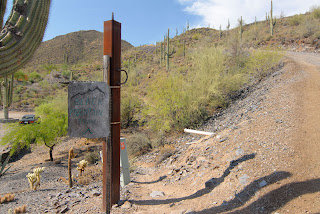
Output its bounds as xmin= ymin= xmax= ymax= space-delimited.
xmin=184 ymin=128 xmax=215 ymax=136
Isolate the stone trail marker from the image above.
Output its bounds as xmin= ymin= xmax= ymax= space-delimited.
xmin=68 ymin=82 xmax=110 ymax=138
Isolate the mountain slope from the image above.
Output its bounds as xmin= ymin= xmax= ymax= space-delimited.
xmin=27 ymin=30 xmax=133 ymax=66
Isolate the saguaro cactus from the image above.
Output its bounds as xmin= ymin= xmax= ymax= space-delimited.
xmin=226 ymin=19 xmax=230 ymax=31
xmin=0 ymin=74 xmax=14 ymax=119
xmin=219 ymin=25 xmax=222 ymax=39
xmin=239 ymin=16 xmax=243 ymax=42
xmin=270 ymin=0 xmax=276 ymax=36
xmin=0 ymin=0 xmax=51 ymax=119
xmin=165 ymin=29 xmax=175 ymax=72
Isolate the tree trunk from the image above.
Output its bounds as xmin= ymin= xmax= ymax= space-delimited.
xmin=49 ymin=147 xmax=53 ymax=161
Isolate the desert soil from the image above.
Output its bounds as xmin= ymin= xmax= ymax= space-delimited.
xmin=1 ymin=51 xmax=320 ymax=214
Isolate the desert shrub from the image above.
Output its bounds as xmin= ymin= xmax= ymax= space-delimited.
xmin=15 ymin=85 xmax=24 ymax=94
xmin=311 ymin=6 xmax=320 ymax=19
xmin=42 ymin=64 xmax=57 ymax=73
xmin=245 ymin=49 xmax=283 ymax=80
xmin=157 ymin=144 xmax=176 ymax=164
xmin=14 ymin=70 xmax=28 ymax=81
xmin=192 ymin=33 xmax=201 ymax=40
xmin=191 ymin=47 xmax=247 ymax=105
xmin=126 ymin=133 xmax=152 ymax=157
xmin=62 ymin=70 xmax=72 ymax=79
xmin=28 ymin=72 xmax=42 ymax=83
xmin=143 ymin=72 xmax=205 ymax=132
xmin=151 ymin=132 xmax=168 ymax=148
xmin=313 ymin=31 xmax=320 ymax=40
xmin=121 ymin=90 xmax=141 ymax=128
xmin=85 ymin=151 xmax=100 ymax=164
xmin=302 ymin=18 xmax=317 ymax=38
xmin=288 ymin=14 xmax=304 ymax=26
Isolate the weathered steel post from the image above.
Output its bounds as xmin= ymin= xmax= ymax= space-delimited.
xmin=103 ymin=16 xmax=121 ymax=211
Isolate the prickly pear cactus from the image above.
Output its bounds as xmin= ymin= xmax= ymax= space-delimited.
xmin=0 ymin=0 xmax=51 ymax=119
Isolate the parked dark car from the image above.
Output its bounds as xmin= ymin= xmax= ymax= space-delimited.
xmin=19 ymin=114 xmax=36 ymax=124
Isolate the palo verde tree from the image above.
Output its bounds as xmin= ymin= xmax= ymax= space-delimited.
xmin=0 ymin=0 xmax=51 ymax=119
xmin=0 ymin=95 xmax=68 ymax=161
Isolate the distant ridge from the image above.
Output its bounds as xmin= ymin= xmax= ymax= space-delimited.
xmin=27 ymin=30 xmax=133 ymax=66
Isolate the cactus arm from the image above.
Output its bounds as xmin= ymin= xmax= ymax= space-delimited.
xmin=0 ymin=0 xmax=7 ymax=28
xmin=0 ymin=0 xmax=51 ymax=77
xmin=8 ymin=73 xmax=13 ymax=106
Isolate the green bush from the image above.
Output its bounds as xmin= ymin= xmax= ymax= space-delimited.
xmin=143 ymin=71 xmax=204 ymax=132
xmin=121 ymin=90 xmax=141 ymax=128
xmin=29 ymin=72 xmax=42 ymax=83
xmin=85 ymin=151 xmax=100 ymax=164
xmin=62 ymin=70 xmax=72 ymax=79
xmin=142 ymin=46 xmax=282 ymax=133
xmin=311 ymin=6 xmax=320 ymax=19
xmin=126 ymin=133 xmax=152 ymax=157
xmin=192 ymin=33 xmax=201 ymax=40
xmin=42 ymin=64 xmax=57 ymax=73
xmin=288 ymin=14 xmax=304 ymax=26
xmin=14 ymin=70 xmax=27 ymax=81
xmin=245 ymin=49 xmax=283 ymax=80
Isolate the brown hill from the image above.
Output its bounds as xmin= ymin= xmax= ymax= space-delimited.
xmin=27 ymin=30 xmax=133 ymax=66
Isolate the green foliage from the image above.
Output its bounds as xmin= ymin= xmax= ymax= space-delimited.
xmin=29 ymin=72 xmax=43 ymax=83
xmin=62 ymin=70 xmax=72 ymax=79
xmin=0 ymin=153 xmax=11 ymax=177
xmin=14 ymin=70 xmax=27 ymax=81
xmin=85 ymin=151 xmax=100 ymax=164
xmin=288 ymin=14 xmax=304 ymax=26
xmin=121 ymin=90 xmax=141 ymax=128
xmin=1 ymin=93 xmax=68 ymax=160
xmin=143 ymin=72 xmax=197 ymax=131
xmin=126 ymin=133 xmax=152 ymax=157
xmin=192 ymin=33 xmax=201 ymax=40
xmin=143 ymin=46 xmax=283 ymax=133
xmin=311 ymin=6 xmax=320 ymax=19
xmin=42 ymin=64 xmax=58 ymax=73
xmin=245 ymin=49 xmax=284 ymax=80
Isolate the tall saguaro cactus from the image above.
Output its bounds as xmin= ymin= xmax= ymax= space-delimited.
xmin=0 ymin=74 xmax=14 ymax=119
xmin=239 ymin=16 xmax=243 ymax=42
xmin=165 ymin=29 xmax=175 ymax=72
xmin=270 ymin=0 xmax=276 ymax=36
xmin=226 ymin=19 xmax=230 ymax=32
xmin=0 ymin=0 xmax=51 ymax=119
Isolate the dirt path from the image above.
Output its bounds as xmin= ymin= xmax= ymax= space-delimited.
xmin=108 ymin=52 xmax=320 ymax=214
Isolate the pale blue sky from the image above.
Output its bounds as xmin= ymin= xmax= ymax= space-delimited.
xmin=3 ymin=0 xmax=320 ymax=47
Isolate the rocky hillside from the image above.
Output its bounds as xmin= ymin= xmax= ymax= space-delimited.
xmin=27 ymin=30 xmax=133 ymax=66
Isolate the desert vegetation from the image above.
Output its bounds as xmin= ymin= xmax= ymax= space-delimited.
xmin=4 ymin=5 xmax=320 ymax=159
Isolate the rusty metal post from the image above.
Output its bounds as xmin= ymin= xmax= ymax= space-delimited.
xmin=102 ymin=55 xmax=112 ymax=213
xmin=103 ymin=17 xmax=121 ymax=211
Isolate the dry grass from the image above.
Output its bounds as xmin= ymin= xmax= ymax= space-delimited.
xmin=77 ymin=164 xmax=103 ymax=185
xmin=157 ymin=144 xmax=176 ymax=164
